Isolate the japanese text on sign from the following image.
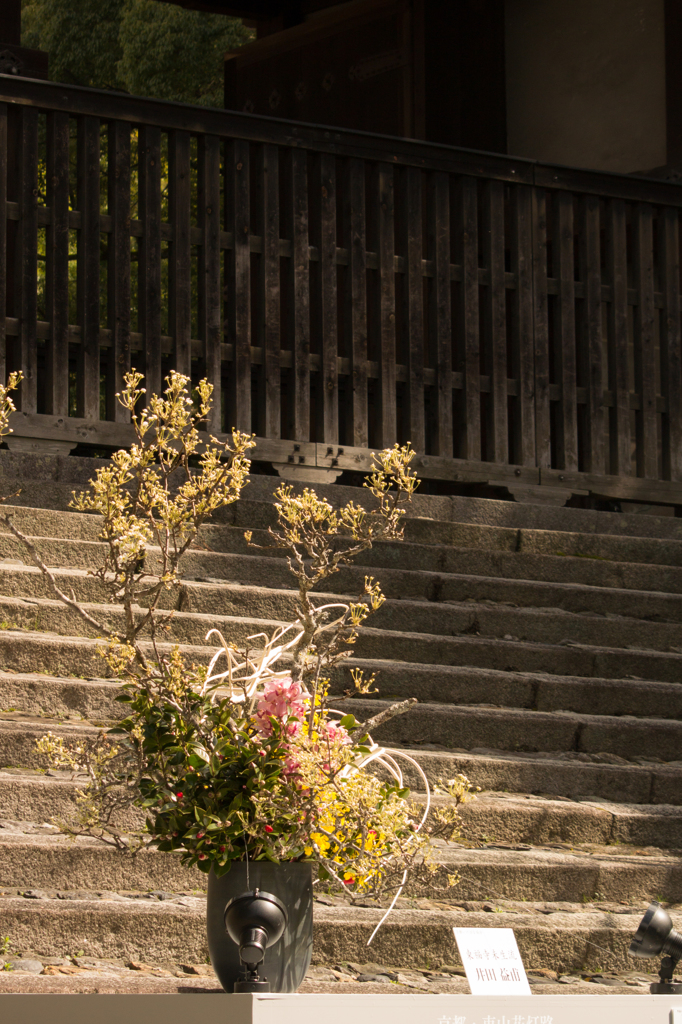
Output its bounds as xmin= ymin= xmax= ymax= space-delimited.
xmin=437 ymin=1017 xmax=553 ymax=1024
xmin=453 ymin=928 xmax=532 ymax=996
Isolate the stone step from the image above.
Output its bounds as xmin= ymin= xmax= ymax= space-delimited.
xmin=4 ymin=450 xmax=682 ymax=544
xmin=0 ymin=672 xmax=122 ymax=721
xmin=0 ymin=893 xmax=651 ymax=973
xmin=3 ymin=656 xmax=681 ymax=725
xmin=8 ymin=496 xmax=682 ymax=590
xmin=3 ymin=770 xmax=682 ymax=849
xmin=343 ymin=699 xmax=682 ymax=762
xmin=0 ymin=829 xmax=680 ymax=904
xmin=0 ymin=973 xmax=226 ymax=994
xmin=225 ymin=486 xmax=682 ymax=543
xmin=355 ymin=629 xmax=682 ymax=682
xmin=3 ymin=681 xmax=681 ymax=764
xmin=8 ymin=500 xmax=682 ymax=571
xmin=3 ymin=564 xmax=682 ymax=654
xmin=20 ymin=559 xmax=682 ymax=626
xmin=394 ymin=747 xmax=682 ymax=805
xmin=1 ymin=592 xmax=681 ymax=684
xmin=2 ymin=715 xmax=680 ymax=804
xmin=8 ymin=525 xmax=682 ymax=601
xmin=0 ymin=629 xmax=210 ymax=678
xmin=337 ymin=660 xmax=682 ymax=720
xmin=460 ymin=793 xmax=682 ymax=848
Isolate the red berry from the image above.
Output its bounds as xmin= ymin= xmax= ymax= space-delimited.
xmin=264 ymin=825 xmax=274 ymax=833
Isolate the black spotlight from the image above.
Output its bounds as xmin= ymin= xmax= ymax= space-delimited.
xmin=629 ymin=901 xmax=682 ymax=993
xmin=224 ymin=888 xmax=288 ymax=992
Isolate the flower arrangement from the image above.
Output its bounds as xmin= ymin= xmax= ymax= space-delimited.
xmin=0 ymin=371 xmax=475 ymax=908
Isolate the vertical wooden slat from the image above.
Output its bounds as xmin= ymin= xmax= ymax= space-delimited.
xmin=404 ymin=166 xmax=424 ymax=453
xmin=317 ymin=153 xmax=338 ymax=444
xmin=344 ymin=158 xmax=367 ymax=449
xmin=16 ymin=106 xmax=38 ymax=413
xmin=457 ymin=176 xmax=480 ymax=460
xmin=659 ymin=206 xmax=682 ymax=480
xmin=107 ymin=120 xmax=131 ymax=421
xmin=168 ymin=130 xmax=191 ymax=379
xmin=76 ymin=116 xmax=101 ymax=421
xmin=198 ymin=134 xmax=222 ymax=433
xmin=482 ymin=179 xmax=507 ymax=463
xmin=580 ymin=194 xmax=604 ymax=473
xmin=287 ymin=150 xmax=309 ymax=442
xmin=633 ymin=203 xmax=658 ymax=478
xmin=0 ymin=103 xmax=7 ymax=387
xmin=429 ymin=171 xmax=452 ymax=457
xmin=532 ymin=187 xmax=551 ymax=469
xmin=259 ymin=143 xmax=280 ymax=439
xmin=138 ymin=124 xmax=162 ymax=400
xmin=46 ymin=111 xmax=70 ymax=417
xmin=375 ymin=163 xmax=396 ymax=447
xmin=226 ymin=138 xmax=251 ymax=433
xmin=510 ymin=185 xmax=535 ymax=466
xmin=553 ymin=191 xmax=578 ymax=471
xmin=607 ymin=198 xmax=631 ymax=477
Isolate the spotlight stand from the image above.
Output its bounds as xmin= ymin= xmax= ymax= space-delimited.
xmin=223 ymin=888 xmax=288 ymax=993
xmin=651 ymin=954 xmax=682 ymax=995
xmin=629 ymin=901 xmax=682 ymax=994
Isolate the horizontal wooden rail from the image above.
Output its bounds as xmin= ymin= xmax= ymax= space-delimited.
xmin=2 ymin=74 xmax=682 ymax=504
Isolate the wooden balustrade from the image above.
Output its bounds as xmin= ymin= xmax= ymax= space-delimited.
xmin=2 ymin=74 xmax=682 ymax=503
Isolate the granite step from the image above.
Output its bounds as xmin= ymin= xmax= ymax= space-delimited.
xmin=0 ymin=594 xmax=680 ymax=683
xmin=1 ymin=716 xmax=681 ymax=804
xmin=3 ymin=769 xmax=681 ymax=848
xmin=0 ymin=827 xmax=680 ymax=904
xmin=0 ymin=891 xmax=654 ymax=974
xmin=7 ymin=526 xmax=682 ymax=598
xmin=3 ymin=686 xmax=682 ymax=764
xmin=8 ymin=502 xmax=682 ymax=570
xmin=3 ymin=450 xmax=682 ymax=543
xmin=343 ymin=698 xmax=682 ymax=762
xmin=5 ymin=562 xmax=682 ymax=641
xmin=3 ymin=659 xmax=681 ymax=723
xmin=1 ymin=564 xmax=681 ymax=657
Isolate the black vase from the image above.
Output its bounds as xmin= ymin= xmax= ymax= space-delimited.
xmin=207 ymin=861 xmax=314 ymax=993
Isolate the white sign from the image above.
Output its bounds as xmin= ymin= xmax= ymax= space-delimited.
xmin=453 ymin=927 xmax=532 ymax=996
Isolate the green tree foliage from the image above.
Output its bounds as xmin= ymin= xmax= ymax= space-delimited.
xmin=21 ymin=0 xmax=252 ymax=106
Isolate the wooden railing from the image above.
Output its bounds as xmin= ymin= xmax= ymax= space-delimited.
xmin=2 ymin=74 xmax=682 ymax=503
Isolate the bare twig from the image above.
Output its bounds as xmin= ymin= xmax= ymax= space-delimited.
xmin=349 ymin=697 xmax=418 ymax=742
xmin=0 ymin=513 xmax=109 ymax=638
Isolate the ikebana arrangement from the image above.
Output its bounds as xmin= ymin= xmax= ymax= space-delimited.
xmin=0 ymin=371 xmax=474 ymax=992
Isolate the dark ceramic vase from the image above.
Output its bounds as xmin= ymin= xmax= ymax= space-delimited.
xmin=207 ymin=861 xmax=313 ymax=993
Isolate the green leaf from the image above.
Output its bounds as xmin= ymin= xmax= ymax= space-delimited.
xmin=339 ymin=714 xmax=356 ymax=729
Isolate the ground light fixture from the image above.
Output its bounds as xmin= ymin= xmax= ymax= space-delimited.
xmin=629 ymin=900 xmax=682 ymax=993
xmin=223 ymin=888 xmax=288 ymax=992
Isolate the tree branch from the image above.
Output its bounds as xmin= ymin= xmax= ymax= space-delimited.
xmin=0 ymin=514 xmax=111 ymax=638
xmin=349 ymin=697 xmax=417 ymax=742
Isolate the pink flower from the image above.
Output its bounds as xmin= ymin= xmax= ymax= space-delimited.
xmin=324 ymin=721 xmax=351 ymax=746
xmin=255 ymin=678 xmax=308 ymax=737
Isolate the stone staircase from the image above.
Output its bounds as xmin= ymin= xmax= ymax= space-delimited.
xmin=0 ymin=452 xmax=681 ymax=995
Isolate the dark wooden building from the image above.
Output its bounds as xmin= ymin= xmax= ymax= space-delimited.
xmin=1 ymin=0 xmax=682 ymax=507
